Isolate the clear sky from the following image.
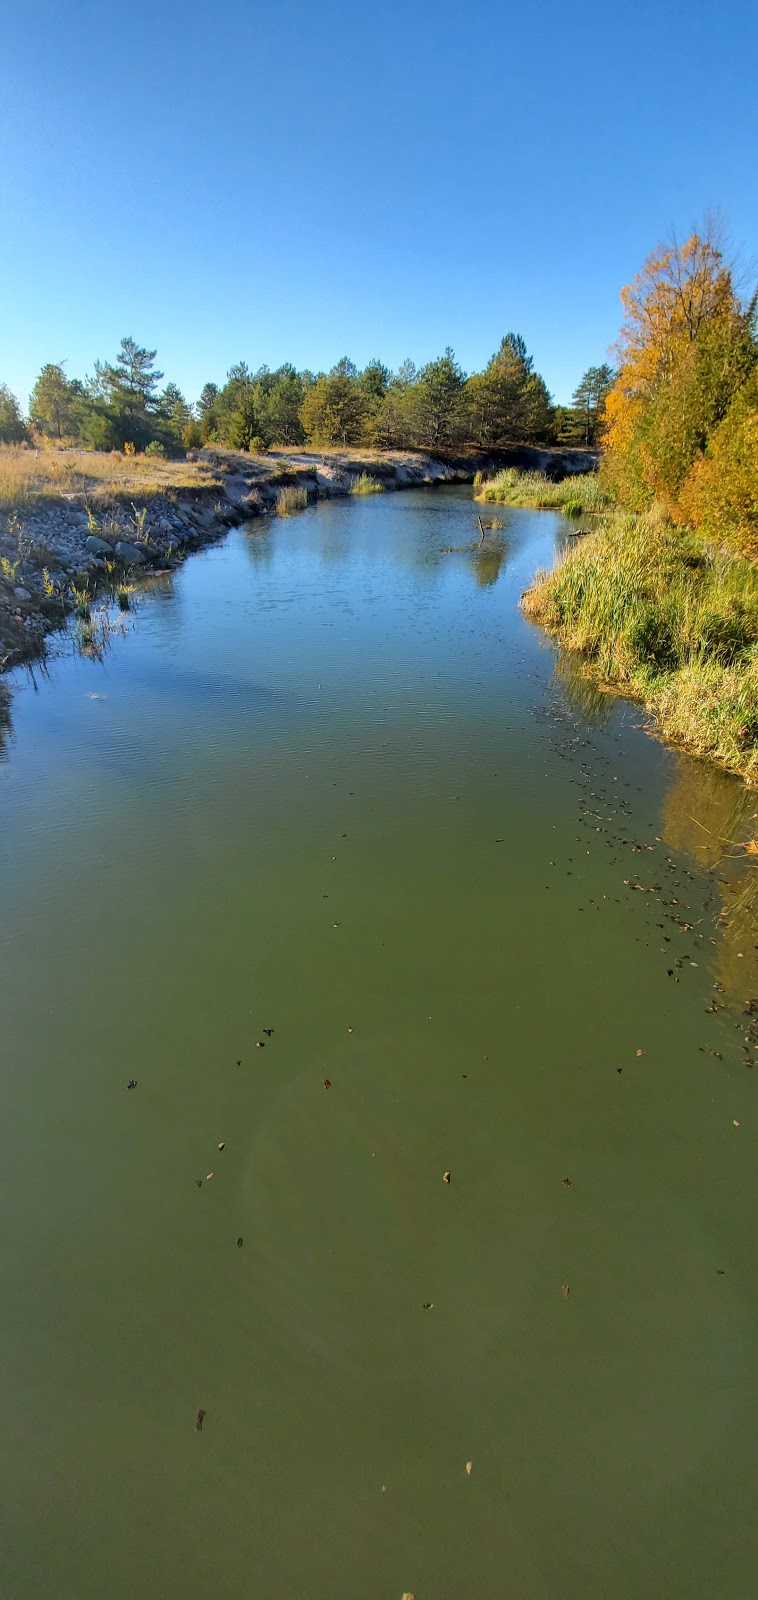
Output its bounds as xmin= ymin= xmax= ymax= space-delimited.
xmin=1 ymin=0 xmax=756 ymax=409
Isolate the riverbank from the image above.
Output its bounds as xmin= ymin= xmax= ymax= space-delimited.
xmin=0 ymin=443 xmax=596 ymax=674
xmin=522 ymin=508 xmax=758 ymax=783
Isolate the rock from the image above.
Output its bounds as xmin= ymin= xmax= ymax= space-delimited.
xmin=13 ymin=586 xmax=31 ymax=601
xmin=114 ymin=541 xmax=147 ymax=566
xmin=165 ymin=533 xmax=184 ymax=551
xmin=85 ymin=535 xmax=114 ymax=556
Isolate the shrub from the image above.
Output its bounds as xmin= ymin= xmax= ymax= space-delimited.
xmin=144 ymin=440 xmax=166 ymax=458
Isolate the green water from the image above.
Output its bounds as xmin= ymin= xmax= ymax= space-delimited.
xmin=1 ymin=487 xmax=757 ymax=1599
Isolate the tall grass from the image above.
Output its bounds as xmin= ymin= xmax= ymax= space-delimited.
xmin=276 ymin=485 xmax=308 ymax=516
xmin=476 ymin=468 xmax=609 ymax=514
xmin=523 ymin=513 xmax=758 ymax=780
xmin=349 ymin=473 xmax=385 ymax=495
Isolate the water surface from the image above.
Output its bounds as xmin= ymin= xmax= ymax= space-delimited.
xmin=1 ymin=488 xmax=757 ymax=1599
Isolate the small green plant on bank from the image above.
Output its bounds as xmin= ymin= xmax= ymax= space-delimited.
xmin=0 ymin=555 xmax=19 ymax=582
xmin=144 ymin=441 xmax=166 ymax=458
xmin=276 ymin=485 xmax=308 ymax=516
xmin=350 ymin=473 xmax=384 ymax=495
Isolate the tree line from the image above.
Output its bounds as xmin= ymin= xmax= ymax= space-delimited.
xmin=0 ymin=336 xmax=613 ymax=456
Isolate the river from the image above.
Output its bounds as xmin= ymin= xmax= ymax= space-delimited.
xmin=1 ymin=486 xmax=757 ymax=1599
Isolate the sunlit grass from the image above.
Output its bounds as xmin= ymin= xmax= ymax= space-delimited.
xmin=349 ymin=473 xmax=385 ymax=495
xmin=523 ymin=512 xmax=758 ymax=780
xmin=476 ymin=468 xmax=609 ymax=514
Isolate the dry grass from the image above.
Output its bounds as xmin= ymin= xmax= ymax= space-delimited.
xmin=276 ymin=485 xmax=309 ymax=516
xmin=0 ymin=444 xmax=224 ymax=506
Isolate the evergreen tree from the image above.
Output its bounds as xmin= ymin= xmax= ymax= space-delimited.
xmin=29 ymin=363 xmax=79 ymax=439
xmin=0 ymin=384 xmax=27 ymax=443
xmin=411 ymin=349 xmax=465 ymax=447
xmin=571 ymin=364 xmax=614 ymax=445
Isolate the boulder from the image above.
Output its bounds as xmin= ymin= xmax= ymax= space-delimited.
xmin=13 ymin=586 xmax=31 ymax=601
xmin=114 ymin=541 xmax=147 ymax=566
xmin=85 ymin=535 xmax=114 ymax=556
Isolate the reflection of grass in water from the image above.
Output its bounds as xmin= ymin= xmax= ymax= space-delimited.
xmin=472 ymin=546 xmax=504 ymax=588
xmin=553 ymin=650 xmax=614 ymax=726
xmin=0 ymin=683 xmax=12 ymax=761
xmin=661 ymin=754 xmax=758 ymax=998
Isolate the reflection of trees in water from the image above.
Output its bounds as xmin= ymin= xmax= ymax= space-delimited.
xmin=553 ymin=650 xmax=614 ymax=727
xmin=662 ymin=757 xmax=758 ymax=998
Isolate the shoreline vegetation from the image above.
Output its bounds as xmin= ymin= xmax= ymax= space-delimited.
xmin=506 ymin=226 xmax=758 ymax=784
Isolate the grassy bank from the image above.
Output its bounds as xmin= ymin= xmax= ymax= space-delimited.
xmin=475 ymin=467 xmax=609 ymax=516
xmin=523 ymin=509 xmax=758 ymax=782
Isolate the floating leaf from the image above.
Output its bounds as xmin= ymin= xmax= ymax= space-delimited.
xmin=218 ymin=1141 xmax=225 ymax=1151
xmin=636 ymin=1049 xmax=644 ymax=1057
xmin=422 ymin=1301 xmax=434 ymax=1310
xmin=562 ymin=1177 xmax=572 ymax=1187
xmin=237 ymin=1236 xmax=244 ymax=1248
xmin=195 ymin=1179 xmax=203 ymax=1189
xmin=195 ymin=1409 xmax=206 ymax=1432
xmin=206 ymin=1172 xmax=214 ymax=1181
xmin=127 ymin=1079 xmax=137 ymax=1090
xmin=465 ymin=1461 xmax=473 ymax=1475
xmin=442 ymin=1171 xmax=451 ymax=1184
xmin=562 ymin=1284 xmax=570 ymax=1298
xmin=256 ymin=1041 xmax=265 ymax=1049
xmin=323 ymin=1078 xmax=332 ymax=1089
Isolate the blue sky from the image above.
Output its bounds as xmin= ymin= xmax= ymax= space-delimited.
xmin=1 ymin=0 xmax=756 ymax=409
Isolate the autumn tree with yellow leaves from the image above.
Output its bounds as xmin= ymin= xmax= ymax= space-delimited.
xmin=602 ymin=230 xmax=758 ymax=539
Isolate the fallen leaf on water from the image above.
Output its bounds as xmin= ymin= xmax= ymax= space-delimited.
xmin=323 ymin=1078 xmax=332 ymax=1089
xmin=716 ymin=1269 xmax=725 ymax=1275
xmin=347 ymin=1027 xmax=353 ymax=1033
xmin=442 ymin=1171 xmax=451 ymax=1184
xmin=218 ymin=1141 xmax=225 ymax=1151
xmin=195 ymin=1179 xmax=203 ymax=1189
xmin=237 ymin=1237 xmax=244 ymax=1248
xmin=127 ymin=1079 xmax=137 ymax=1090
xmin=206 ymin=1172 xmax=214 ymax=1181
xmin=402 ymin=1593 xmax=415 ymax=1599
xmin=263 ymin=1028 xmax=275 ymax=1036
xmin=733 ymin=1120 xmax=740 ymax=1126
xmin=256 ymin=1041 xmax=266 ymax=1049
xmin=465 ymin=1461 xmax=473 ymax=1475
xmin=562 ymin=1177 xmax=572 ymax=1187
xmin=195 ymin=1409 xmax=205 ymax=1432
xmin=636 ymin=1049 xmax=644 ymax=1057
xmin=422 ymin=1301 xmax=434 ymax=1310
xmin=562 ymin=1284 xmax=570 ymax=1299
